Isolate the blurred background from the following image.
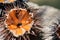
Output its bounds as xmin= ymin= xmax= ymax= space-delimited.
xmin=30 ymin=0 xmax=60 ymax=9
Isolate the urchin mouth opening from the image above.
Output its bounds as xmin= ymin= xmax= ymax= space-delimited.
xmin=17 ymin=23 xmax=22 ymax=27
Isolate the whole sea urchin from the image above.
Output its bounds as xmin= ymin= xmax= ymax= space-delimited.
xmin=0 ymin=1 xmax=42 ymax=40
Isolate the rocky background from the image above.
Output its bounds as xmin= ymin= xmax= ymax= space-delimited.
xmin=30 ymin=0 xmax=60 ymax=9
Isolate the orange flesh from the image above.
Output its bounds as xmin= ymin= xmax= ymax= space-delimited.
xmin=8 ymin=25 xmax=17 ymax=30
xmin=5 ymin=8 xmax=33 ymax=37
xmin=0 ymin=0 xmax=4 ymax=3
xmin=9 ymin=0 xmax=15 ymax=2
xmin=0 ymin=0 xmax=15 ymax=3
xmin=22 ymin=24 xmax=32 ymax=31
xmin=16 ymin=28 xmax=23 ymax=35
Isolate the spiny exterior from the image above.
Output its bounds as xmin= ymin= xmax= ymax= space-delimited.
xmin=0 ymin=1 xmax=41 ymax=40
